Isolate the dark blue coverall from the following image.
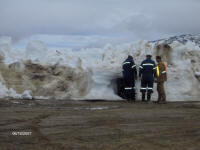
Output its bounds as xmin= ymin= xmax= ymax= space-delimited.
xmin=122 ymin=56 xmax=137 ymax=101
xmin=139 ymin=57 xmax=156 ymax=101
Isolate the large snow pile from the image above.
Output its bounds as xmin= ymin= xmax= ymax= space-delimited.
xmin=0 ymin=35 xmax=200 ymax=101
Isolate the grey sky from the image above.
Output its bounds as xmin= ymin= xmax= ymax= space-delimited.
xmin=1 ymin=0 xmax=200 ymax=48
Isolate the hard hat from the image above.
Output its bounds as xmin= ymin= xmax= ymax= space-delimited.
xmin=128 ymin=55 xmax=133 ymax=59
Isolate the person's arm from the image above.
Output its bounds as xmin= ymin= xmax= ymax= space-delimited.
xmin=131 ymin=61 xmax=137 ymax=77
xmin=153 ymin=61 xmax=157 ymax=77
xmin=161 ymin=63 xmax=167 ymax=81
xmin=139 ymin=62 xmax=143 ymax=77
xmin=154 ymin=63 xmax=158 ymax=83
xmin=135 ymin=66 xmax=137 ymax=77
xmin=163 ymin=62 xmax=167 ymax=81
xmin=161 ymin=62 xmax=166 ymax=75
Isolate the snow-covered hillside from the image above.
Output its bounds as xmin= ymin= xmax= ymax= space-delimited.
xmin=0 ymin=34 xmax=200 ymax=101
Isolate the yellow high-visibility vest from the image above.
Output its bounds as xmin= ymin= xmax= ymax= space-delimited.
xmin=156 ymin=65 xmax=160 ymax=77
xmin=156 ymin=61 xmax=167 ymax=77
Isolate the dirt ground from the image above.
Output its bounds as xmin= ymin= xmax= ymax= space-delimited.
xmin=0 ymin=99 xmax=200 ymax=150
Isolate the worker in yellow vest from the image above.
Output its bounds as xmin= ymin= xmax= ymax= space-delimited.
xmin=155 ymin=56 xmax=167 ymax=104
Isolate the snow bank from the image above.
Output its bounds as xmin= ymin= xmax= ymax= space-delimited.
xmin=0 ymin=36 xmax=200 ymax=101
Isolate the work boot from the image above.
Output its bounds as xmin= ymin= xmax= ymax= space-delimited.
xmin=133 ymin=96 xmax=136 ymax=102
xmin=160 ymin=101 xmax=167 ymax=104
xmin=130 ymin=96 xmax=136 ymax=103
xmin=154 ymin=94 xmax=161 ymax=104
xmin=142 ymin=92 xmax=145 ymax=102
xmin=154 ymin=98 xmax=161 ymax=103
xmin=131 ymin=89 xmax=136 ymax=102
xmin=160 ymin=99 xmax=167 ymax=104
xmin=147 ymin=93 xmax=151 ymax=102
xmin=129 ymin=99 xmax=135 ymax=103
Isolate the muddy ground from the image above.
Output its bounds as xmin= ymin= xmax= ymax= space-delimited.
xmin=0 ymin=99 xmax=200 ymax=150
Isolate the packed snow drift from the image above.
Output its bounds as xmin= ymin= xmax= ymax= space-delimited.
xmin=0 ymin=35 xmax=200 ymax=101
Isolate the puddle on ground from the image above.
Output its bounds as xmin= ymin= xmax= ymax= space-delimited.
xmin=86 ymin=106 xmax=110 ymax=110
xmin=74 ymin=106 xmax=119 ymax=111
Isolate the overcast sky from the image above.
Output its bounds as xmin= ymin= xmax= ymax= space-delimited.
xmin=1 ymin=0 xmax=200 ymax=48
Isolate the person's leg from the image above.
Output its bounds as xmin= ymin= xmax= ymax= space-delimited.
xmin=123 ymin=74 xmax=129 ymax=100
xmin=130 ymin=78 xmax=136 ymax=101
xmin=124 ymin=74 xmax=133 ymax=101
xmin=147 ymin=78 xmax=154 ymax=101
xmin=160 ymin=82 xmax=166 ymax=103
xmin=124 ymin=82 xmax=130 ymax=100
xmin=140 ymin=78 xmax=147 ymax=101
xmin=147 ymin=91 xmax=152 ymax=101
xmin=118 ymin=78 xmax=126 ymax=99
xmin=156 ymin=82 xmax=161 ymax=103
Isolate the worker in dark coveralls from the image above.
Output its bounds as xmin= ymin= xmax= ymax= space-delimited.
xmin=139 ymin=52 xmax=156 ymax=102
xmin=122 ymin=55 xmax=137 ymax=101
xmin=155 ymin=56 xmax=167 ymax=104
